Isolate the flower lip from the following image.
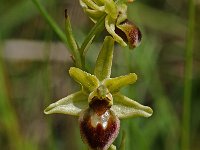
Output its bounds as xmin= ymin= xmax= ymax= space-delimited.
xmin=79 ymin=108 xmax=120 ymax=150
xmin=116 ymin=19 xmax=142 ymax=49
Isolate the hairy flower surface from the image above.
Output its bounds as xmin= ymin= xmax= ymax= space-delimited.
xmin=44 ymin=36 xmax=153 ymax=150
xmin=79 ymin=0 xmax=142 ymax=48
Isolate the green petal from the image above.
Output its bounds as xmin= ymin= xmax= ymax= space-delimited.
xmin=111 ymin=93 xmax=153 ymax=119
xmin=104 ymin=73 xmax=137 ymax=93
xmin=69 ymin=67 xmax=99 ymax=93
xmin=105 ymin=15 xmax=127 ymax=47
xmin=94 ymin=36 xmax=114 ymax=81
xmin=44 ymin=91 xmax=88 ymax=116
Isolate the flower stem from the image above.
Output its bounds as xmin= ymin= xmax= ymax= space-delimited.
xmin=32 ymin=0 xmax=82 ymax=68
xmin=181 ymin=0 xmax=195 ymax=149
xmin=32 ymin=0 xmax=67 ymax=46
xmin=80 ymin=14 xmax=106 ymax=56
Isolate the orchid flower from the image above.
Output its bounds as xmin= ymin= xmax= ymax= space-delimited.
xmin=44 ymin=36 xmax=153 ymax=150
xmin=79 ymin=0 xmax=142 ymax=49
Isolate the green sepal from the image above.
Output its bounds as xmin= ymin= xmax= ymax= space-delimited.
xmin=104 ymin=0 xmax=118 ymax=19
xmin=85 ymin=9 xmax=105 ymax=22
xmin=111 ymin=93 xmax=153 ymax=119
xmin=104 ymin=73 xmax=137 ymax=93
xmin=69 ymin=67 xmax=99 ymax=93
xmin=116 ymin=4 xmax=127 ymax=25
xmin=44 ymin=91 xmax=88 ymax=116
xmin=94 ymin=36 xmax=114 ymax=81
xmin=93 ymin=0 xmax=104 ymax=5
xmin=81 ymin=0 xmax=105 ymax=11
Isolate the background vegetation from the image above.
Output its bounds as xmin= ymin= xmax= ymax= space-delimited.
xmin=0 ymin=0 xmax=199 ymax=150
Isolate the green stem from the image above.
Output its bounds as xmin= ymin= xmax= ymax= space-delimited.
xmin=32 ymin=0 xmax=67 ymax=47
xmin=32 ymin=0 xmax=82 ymax=68
xmin=181 ymin=0 xmax=195 ymax=149
xmin=80 ymin=14 xmax=106 ymax=57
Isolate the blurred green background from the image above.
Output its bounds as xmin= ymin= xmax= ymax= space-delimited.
xmin=0 ymin=0 xmax=199 ymax=150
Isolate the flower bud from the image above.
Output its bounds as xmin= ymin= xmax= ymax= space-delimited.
xmin=116 ymin=19 xmax=142 ymax=49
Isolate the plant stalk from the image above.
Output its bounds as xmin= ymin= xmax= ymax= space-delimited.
xmin=181 ymin=0 xmax=195 ymax=149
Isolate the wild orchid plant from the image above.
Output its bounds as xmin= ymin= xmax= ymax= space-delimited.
xmin=44 ymin=0 xmax=153 ymax=150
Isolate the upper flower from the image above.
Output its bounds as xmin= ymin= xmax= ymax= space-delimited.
xmin=44 ymin=36 xmax=152 ymax=150
xmin=79 ymin=0 xmax=142 ymax=49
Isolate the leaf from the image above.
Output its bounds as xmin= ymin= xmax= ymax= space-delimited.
xmin=111 ymin=93 xmax=153 ymax=119
xmin=69 ymin=67 xmax=99 ymax=93
xmin=44 ymin=91 xmax=88 ymax=116
xmin=65 ymin=10 xmax=82 ymax=68
xmin=94 ymin=36 xmax=114 ymax=81
xmin=104 ymin=73 xmax=137 ymax=93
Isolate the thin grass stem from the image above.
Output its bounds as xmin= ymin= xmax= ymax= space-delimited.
xmin=32 ymin=0 xmax=82 ymax=68
xmin=181 ymin=0 xmax=195 ymax=150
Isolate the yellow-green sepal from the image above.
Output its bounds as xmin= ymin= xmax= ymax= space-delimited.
xmin=104 ymin=0 xmax=118 ymax=19
xmin=104 ymin=73 xmax=137 ymax=93
xmin=44 ymin=91 xmax=88 ymax=116
xmin=85 ymin=9 xmax=105 ymax=22
xmin=111 ymin=93 xmax=153 ymax=119
xmin=81 ymin=0 xmax=105 ymax=11
xmin=94 ymin=36 xmax=114 ymax=81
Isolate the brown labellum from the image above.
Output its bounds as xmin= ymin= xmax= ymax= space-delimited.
xmin=116 ymin=19 xmax=142 ymax=49
xmin=79 ymin=99 xmax=120 ymax=150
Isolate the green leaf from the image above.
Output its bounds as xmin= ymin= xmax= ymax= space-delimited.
xmin=111 ymin=93 xmax=153 ymax=119
xmin=44 ymin=91 xmax=88 ymax=116
xmin=104 ymin=73 xmax=137 ymax=93
xmin=94 ymin=36 xmax=114 ymax=81
xmin=69 ymin=67 xmax=99 ymax=93
xmin=65 ymin=10 xmax=82 ymax=68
